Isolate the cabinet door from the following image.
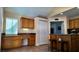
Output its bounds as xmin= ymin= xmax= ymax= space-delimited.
xmin=75 ymin=19 xmax=79 ymax=28
xmin=21 ymin=18 xmax=29 ymax=28
xmin=2 ymin=38 xmax=13 ymax=49
xmin=75 ymin=35 xmax=79 ymax=51
xmin=12 ymin=36 xmax=22 ymax=48
xmin=71 ymin=35 xmax=79 ymax=52
xmin=12 ymin=39 xmax=22 ymax=48
xmin=29 ymin=20 xmax=34 ymax=29
xmin=2 ymin=36 xmax=22 ymax=49
xmin=21 ymin=17 xmax=34 ymax=29
xmin=71 ymin=36 xmax=76 ymax=52
xmin=69 ymin=20 xmax=75 ymax=29
xmin=28 ymin=35 xmax=35 ymax=46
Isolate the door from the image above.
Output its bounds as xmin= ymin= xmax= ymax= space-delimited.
xmin=38 ymin=20 xmax=48 ymax=45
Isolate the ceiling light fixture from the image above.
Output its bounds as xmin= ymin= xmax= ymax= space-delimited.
xmin=60 ymin=13 xmax=63 ymax=15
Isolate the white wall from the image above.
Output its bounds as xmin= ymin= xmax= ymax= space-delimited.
xmin=4 ymin=11 xmax=35 ymax=33
xmin=48 ymin=16 xmax=69 ymax=34
xmin=0 ymin=7 xmax=3 ymax=51
xmin=4 ymin=10 xmax=35 ymax=46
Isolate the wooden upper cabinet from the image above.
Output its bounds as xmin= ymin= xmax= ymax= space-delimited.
xmin=75 ymin=19 xmax=79 ymax=28
xmin=21 ymin=17 xmax=29 ymax=28
xmin=69 ymin=18 xmax=79 ymax=29
xmin=21 ymin=17 xmax=34 ymax=29
xmin=28 ymin=19 xmax=34 ymax=29
xmin=69 ymin=20 xmax=75 ymax=29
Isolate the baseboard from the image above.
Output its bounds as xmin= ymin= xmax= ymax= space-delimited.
xmin=36 ymin=43 xmax=48 ymax=46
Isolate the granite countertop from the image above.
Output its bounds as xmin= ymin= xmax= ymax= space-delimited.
xmin=2 ymin=33 xmax=36 ymax=37
xmin=49 ymin=34 xmax=79 ymax=36
xmin=18 ymin=33 xmax=36 ymax=35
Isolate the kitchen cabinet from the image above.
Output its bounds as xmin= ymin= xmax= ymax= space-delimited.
xmin=1 ymin=35 xmax=22 ymax=49
xmin=18 ymin=33 xmax=36 ymax=46
xmin=21 ymin=17 xmax=34 ymax=29
xmin=21 ymin=17 xmax=29 ymax=28
xmin=28 ymin=34 xmax=35 ymax=46
xmin=75 ymin=19 xmax=79 ymax=28
xmin=29 ymin=19 xmax=34 ymax=29
xmin=69 ymin=20 xmax=75 ymax=29
xmin=69 ymin=18 xmax=79 ymax=29
xmin=49 ymin=34 xmax=79 ymax=52
xmin=71 ymin=35 xmax=79 ymax=51
xmin=49 ymin=34 xmax=71 ymax=52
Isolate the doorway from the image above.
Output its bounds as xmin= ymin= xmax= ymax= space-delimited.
xmin=50 ymin=21 xmax=64 ymax=34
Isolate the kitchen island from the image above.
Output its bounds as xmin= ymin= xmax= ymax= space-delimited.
xmin=49 ymin=34 xmax=79 ymax=52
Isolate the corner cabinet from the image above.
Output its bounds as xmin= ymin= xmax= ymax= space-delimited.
xmin=21 ymin=17 xmax=34 ymax=29
xmin=69 ymin=18 xmax=79 ymax=29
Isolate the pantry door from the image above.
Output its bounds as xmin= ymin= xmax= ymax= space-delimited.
xmin=38 ymin=20 xmax=49 ymax=45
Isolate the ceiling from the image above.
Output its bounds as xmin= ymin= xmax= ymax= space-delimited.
xmin=48 ymin=7 xmax=74 ymax=17
xmin=4 ymin=7 xmax=79 ymax=19
xmin=4 ymin=7 xmax=53 ymax=18
xmin=54 ymin=7 xmax=79 ymax=19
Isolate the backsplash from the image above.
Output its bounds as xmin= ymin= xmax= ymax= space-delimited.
xmin=19 ymin=28 xmax=36 ymax=33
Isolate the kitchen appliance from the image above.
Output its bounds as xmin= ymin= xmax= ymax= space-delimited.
xmin=67 ymin=28 xmax=79 ymax=34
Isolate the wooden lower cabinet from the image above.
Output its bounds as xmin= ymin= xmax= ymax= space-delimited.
xmin=49 ymin=34 xmax=79 ymax=52
xmin=28 ymin=34 xmax=35 ymax=46
xmin=18 ymin=33 xmax=36 ymax=46
xmin=1 ymin=33 xmax=36 ymax=50
xmin=2 ymin=35 xmax=22 ymax=49
xmin=71 ymin=35 xmax=79 ymax=51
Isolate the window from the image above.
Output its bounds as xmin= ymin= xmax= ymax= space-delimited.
xmin=6 ymin=18 xmax=18 ymax=35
